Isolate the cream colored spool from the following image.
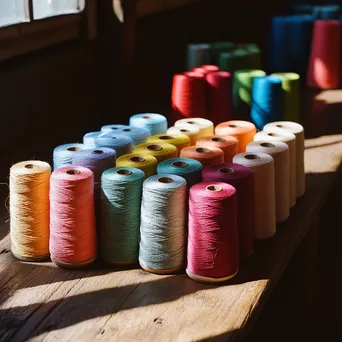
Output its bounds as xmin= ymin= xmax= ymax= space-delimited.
xmin=263 ymin=121 xmax=305 ymax=198
xmin=254 ymin=130 xmax=296 ymax=208
xmin=174 ymin=117 xmax=214 ymax=138
xmin=246 ymin=140 xmax=290 ymax=223
xmin=167 ymin=126 xmax=200 ymax=146
xmin=233 ymin=152 xmax=276 ymax=239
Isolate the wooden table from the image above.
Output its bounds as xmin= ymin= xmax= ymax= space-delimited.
xmin=0 ymin=132 xmax=341 ymax=341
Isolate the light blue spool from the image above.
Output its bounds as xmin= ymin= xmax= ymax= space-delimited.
xmin=83 ymin=131 xmax=102 ymax=148
xmin=100 ymin=166 xmax=145 ymax=264
xmin=129 ymin=113 xmax=168 ymax=135
xmin=157 ymin=158 xmax=202 ymax=188
xmin=139 ymin=174 xmax=187 ymax=272
xmin=251 ymin=76 xmax=284 ymax=130
xmin=52 ymin=143 xmax=85 ymax=170
xmin=101 ymin=124 xmax=151 ymax=146
xmin=92 ymin=132 xmax=133 ymax=157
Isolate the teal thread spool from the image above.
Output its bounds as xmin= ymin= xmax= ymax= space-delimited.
xmin=187 ymin=43 xmax=211 ymax=70
xmin=100 ymin=167 xmax=145 ymax=265
xmin=157 ymin=158 xmax=202 ymax=188
xmin=219 ymin=49 xmax=250 ymax=75
xmin=139 ymin=174 xmax=187 ymax=274
xmin=210 ymin=41 xmax=235 ymax=65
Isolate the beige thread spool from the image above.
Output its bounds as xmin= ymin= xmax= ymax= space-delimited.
xmin=246 ymin=140 xmax=290 ymax=223
xmin=254 ymin=130 xmax=296 ymax=208
xmin=263 ymin=121 xmax=305 ymax=198
xmin=134 ymin=142 xmax=178 ymax=163
xmin=174 ymin=117 xmax=214 ymax=138
xmin=233 ymin=152 xmax=276 ymax=239
xmin=167 ymin=125 xmax=200 ymax=146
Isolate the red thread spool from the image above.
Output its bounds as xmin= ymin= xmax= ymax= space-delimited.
xmin=186 ymin=181 xmax=239 ymax=283
xmin=50 ymin=166 xmax=97 ymax=268
xmin=307 ymin=20 xmax=341 ymax=89
xmin=171 ymin=71 xmax=207 ymax=125
xmin=180 ymin=146 xmax=224 ymax=167
xmin=202 ymin=163 xmax=254 ymax=260
xmin=192 ymin=64 xmax=220 ymax=74
xmin=206 ymin=71 xmax=233 ymax=126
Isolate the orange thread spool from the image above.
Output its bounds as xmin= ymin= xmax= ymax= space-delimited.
xmin=196 ymin=135 xmax=238 ymax=162
xmin=180 ymin=146 xmax=224 ymax=167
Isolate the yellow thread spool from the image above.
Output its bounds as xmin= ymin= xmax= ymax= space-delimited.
xmin=147 ymin=134 xmax=190 ymax=156
xmin=116 ymin=153 xmax=158 ymax=178
xmin=167 ymin=126 xmax=200 ymax=146
xmin=134 ymin=142 xmax=178 ymax=163
xmin=10 ymin=161 xmax=51 ymax=261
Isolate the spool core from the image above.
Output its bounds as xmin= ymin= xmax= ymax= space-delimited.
xmin=158 ymin=177 xmax=174 ymax=184
xmin=276 ymin=124 xmax=284 ymax=128
xmin=67 ymin=146 xmax=82 ymax=152
xmin=260 ymin=142 xmax=275 ymax=148
xmin=24 ymin=163 xmax=37 ymax=169
xmin=187 ymin=121 xmax=196 ymax=124
xmin=196 ymin=147 xmax=210 ymax=153
xmin=244 ymin=154 xmax=260 ymax=160
xmin=146 ymin=144 xmax=162 ymax=151
xmin=206 ymin=185 xmax=223 ymax=192
xmin=92 ymin=150 xmax=104 ymax=154
xmin=116 ymin=169 xmax=133 ymax=176
xmin=172 ymin=161 xmax=188 ymax=168
xmin=130 ymin=156 xmax=145 ymax=163
xmin=123 ymin=128 xmax=131 ymax=132
xmin=211 ymin=137 xmax=226 ymax=143
xmin=219 ymin=167 xmax=234 ymax=174
xmin=111 ymin=127 xmax=119 ymax=130
xmin=66 ymin=169 xmax=81 ymax=175
xmin=267 ymin=133 xmax=280 ymax=137
xmin=142 ymin=116 xmax=151 ymax=119
xmin=228 ymin=124 xmax=238 ymax=128
xmin=159 ymin=135 xmax=173 ymax=140
xmin=180 ymin=129 xmax=189 ymax=133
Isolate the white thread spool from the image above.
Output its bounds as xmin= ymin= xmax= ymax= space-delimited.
xmin=246 ymin=141 xmax=290 ymax=223
xmin=233 ymin=152 xmax=276 ymax=239
xmin=253 ymin=130 xmax=296 ymax=208
xmin=263 ymin=121 xmax=305 ymax=198
xmin=174 ymin=117 xmax=214 ymax=138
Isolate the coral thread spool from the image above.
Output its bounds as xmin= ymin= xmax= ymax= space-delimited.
xmin=180 ymin=146 xmax=224 ymax=167
xmin=171 ymin=72 xmax=207 ymax=124
xmin=206 ymin=71 xmax=233 ymax=125
xmin=147 ymin=134 xmax=190 ymax=156
xmin=215 ymin=120 xmax=256 ymax=153
xmin=167 ymin=126 xmax=200 ymax=146
xmin=116 ymin=153 xmax=157 ymax=178
xmin=186 ymin=182 xmax=239 ymax=283
xmin=134 ymin=142 xmax=178 ymax=163
xmin=50 ymin=166 xmax=97 ymax=268
xmin=196 ymin=135 xmax=238 ymax=162
xmin=10 ymin=161 xmax=51 ymax=261
xmin=202 ymin=163 xmax=254 ymax=260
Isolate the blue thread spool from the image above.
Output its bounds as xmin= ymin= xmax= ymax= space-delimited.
xmin=129 ymin=113 xmax=168 ymax=135
xmin=251 ymin=76 xmax=284 ymax=130
xmin=53 ymin=143 xmax=85 ymax=170
xmin=187 ymin=43 xmax=211 ymax=70
xmin=101 ymin=125 xmax=151 ymax=146
xmin=83 ymin=131 xmax=102 ymax=148
xmin=93 ymin=132 xmax=133 ymax=157
xmin=100 ymin=167 xmax=145 ymax=265
xmin=157 ymin=158 xmax=202 ymax=188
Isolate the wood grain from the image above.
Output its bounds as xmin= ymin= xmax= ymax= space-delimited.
xmin=0 ymin=134 xmax=342 ymax=341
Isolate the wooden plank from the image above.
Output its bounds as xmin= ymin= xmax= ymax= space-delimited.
xmin=0 ymin=134 xmax=341 ymax=341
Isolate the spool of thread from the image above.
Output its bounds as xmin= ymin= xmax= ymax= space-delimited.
xmin=202 ymin=163 xmax=254 ymax=260
xmin=271 ymin=73 xmax=300 ymax=123
xmin=210 ymin=41 xmax=235 ymax=65
xmin=219 ymin=49 xmax=250 ymax=75
xmin=242 ymin=43 xmax=262 ymax=69
xmin=167 ymin=125 xmax=200 ymax=146
xmin=134 ymin=142 xmax=178 ymax=163
xmin=313 ymin=5 xmax=341 ymax=20
xmin=100 ymin=167 xmax=145 ymax=265
xmin=53 ymin=143 xmax=85 ymax=170
xmin=174 ymin=117 xmax=214 ymax=138
xmin=129 ymin=113 xmax=168 ymax=135
xmin=180 ymin=146 xmax=224 ymax=167
xmin=206 ymin=71 xmax=233 ymax=125
xmin=196 ymin=135 xmax=238 ymax=162
xmin=50 ymin=166 xmax=97 ymax=268
xmin=307 ymin=20 xmax=340 ymax=89
xmin=92 ymin=132 xmax=133 ymax=157
xmin=171 ymin=71 xmax=207 ymax=124
xmin=246 ymin=141 xmax=290 ymax=223
xmin=233 ymin=69 xmax=266 ymax=116
xmin=263 ymin=121 xmax=305 ymax=198
xmin=187 ymin=43 xmax=211 ymax=70
xmin=250 ymin=76 xmax=284 ymax=130
xmin=233 ymin=152 xmax=276 ymax=239
xmin=116 ymin=153 xmax=158 ymax=178
xmin=192 ymin=64 xmax=219 ymax=74
xmin=139 ymin=174 xmax=187 ymax=274
xmin=147 ymin=134 xmax=190 ymax=156
xmin=83 ymin=131 xmax=102 ymax=148
xmin=215 ymin=120 xmax=256 ymax=153
xmin=157 ymin=158 xmax=203 ymax=188
xmin=254 ymin=130 xmax=297 ymax=208
xmin=101 ymin=125 xmax=151 ymax=146
xmin=186 ymin=181 xmax=239 ymax=283
xmin=10 ymin=161 xmax=51 ymax=261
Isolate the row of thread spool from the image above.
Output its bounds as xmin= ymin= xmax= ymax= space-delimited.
xmin=9 ymin=114 xmax=305 ymax=284
xmin=270 ymin=4 xmax=341 ymax=89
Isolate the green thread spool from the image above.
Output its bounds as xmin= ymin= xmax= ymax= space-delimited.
xmin=233 ymin=69 xmax=266 ymax=119
xmin=210 ymin=41 xmax=235 ymax=65
xmin=271 ymin=72 xmax=300 ymax=122
xmin=238 ymin=43 xmax=262 ymax=70
xmin=219 ymin=49 xmax=250 ymax=75
xmin=100 ymin=167 xmax=145 ymax=265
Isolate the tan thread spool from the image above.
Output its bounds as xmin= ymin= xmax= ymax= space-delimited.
xmin=134 ymin=142 xmax=178 ymax=163
xmin=233 ymin=152 xmax=276 ymax=239
xmin=167 ymin=125 xmax=200 ymax=146
xmin=180 ymin=146 xmax=224 ymax=167
xmin=174 ymin=117 xmax=214 ymax=138
xmin=116 ymin=153 xmax=158 ymax=178
xmin=246 ymin=140 xmax=290 ymax=223
xmin=147 ymin=133 xmax=190 ymax=156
